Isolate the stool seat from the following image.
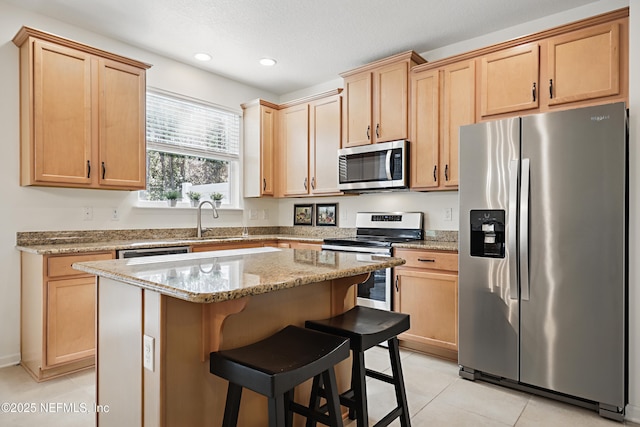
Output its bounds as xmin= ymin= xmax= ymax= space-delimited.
xmin=305 ymin=305 xmax=410 ymax=351
xmin=306 ymin=306 xmax=412 ymax=427
xmin=210 ymin=325 xmax=349 ymax=426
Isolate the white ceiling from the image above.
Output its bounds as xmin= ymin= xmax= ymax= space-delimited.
xmin=7 ymin=0 xmax=604 ymax=95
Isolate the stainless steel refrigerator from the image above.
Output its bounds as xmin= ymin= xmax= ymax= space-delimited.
xmin=458 ymin=102 xmax=627 ymax=420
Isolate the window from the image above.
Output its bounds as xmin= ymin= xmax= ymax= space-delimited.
xmin=139 ymin=89 xmax=241 ymax=207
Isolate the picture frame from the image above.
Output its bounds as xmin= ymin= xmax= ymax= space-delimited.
xmin=315 ymin=203 xmax=338 ymax=226
xmin=293 ymin=204 xmax=314 ymax=226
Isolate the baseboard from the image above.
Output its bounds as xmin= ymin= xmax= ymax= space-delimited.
xmin=0 ymin=353 xmax=20 ymax=369
xmin=626 ymin=403 xmax=640 ymax=423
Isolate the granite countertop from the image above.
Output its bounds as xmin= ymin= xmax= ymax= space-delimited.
xmin=15 ymin=228 xmax=458 ymax=255
xmin=72 ymin=247 xmax=406 ymax=303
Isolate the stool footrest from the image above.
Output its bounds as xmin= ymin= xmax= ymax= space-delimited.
xmin=289 ymin=401 xmax=333 ymax=426
xmin=365 ymin=368 xmax=395 ymax=384
xmin=373 ymin=406 xmax=404 ymax=427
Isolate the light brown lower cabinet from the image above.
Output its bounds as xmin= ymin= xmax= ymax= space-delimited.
xmin=21 ymin=251 xmax=114 ymax=381
xmin=393 ymin=249 xmax=458 ymax=360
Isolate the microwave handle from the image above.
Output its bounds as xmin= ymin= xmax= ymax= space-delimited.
xmin=385 ymin=150 xmax=393 ymax=180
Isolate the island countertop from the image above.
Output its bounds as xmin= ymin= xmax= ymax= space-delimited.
xmin=73 ymin=247 xmax=405 ymax=303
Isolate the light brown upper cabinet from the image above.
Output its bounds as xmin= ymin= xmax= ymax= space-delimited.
xmin=480 ymin=43 xmax=540 ymax=117
xmin=280 ymin=90 xmax=343 ymax=197
xmin=341 ymin=51 xmax=425 ymax=147
xmin=13 ymin=26 xmax=150 ymax=190
xmin=411 ymin=60 xmax=475 ymax=191
xmin=242 ymin=99 xmax=278 ymax=197
xmin=546 ymin=22 xmax=620 ymax=106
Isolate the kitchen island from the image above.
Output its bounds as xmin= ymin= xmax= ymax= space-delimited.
xmin=73 ymin=246 xmax=405 ymax=427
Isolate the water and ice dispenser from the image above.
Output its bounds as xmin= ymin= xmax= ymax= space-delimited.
xmin=470 ymin=210 xmax=505 ymax=258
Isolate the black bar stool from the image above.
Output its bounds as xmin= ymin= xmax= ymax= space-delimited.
xmin=305 ymin=306 xmax=411 ymax=427
xmin=209 ymin=325 xmax=349 ymax=427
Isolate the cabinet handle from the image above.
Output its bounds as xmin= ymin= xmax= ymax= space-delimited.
xmin=87 ymin=160 xmax=91 ymax=178
xmin=395 ymin=275 xmax=399 ymax=292
xmin=304 ymin=177 xmax=308 ymax=190
xmin=311 ymin=177 xmax=316 ymax=190
xmin=433 ymin=165 xmax=437 ymax=182
xmin=444 ymin=164 xmax=449 ymax=181
xmin=417 ymin=258 xmax=436 ymax=263
xmin=376 ymin=123 xmax=380 ymax=138
xmin=549 ymin=79 xmax=553 ymax=99
xmin=366 ymin=125 xmax=370 ymax=140
xmin=101 ymin=162 xmax=106 ymax=179
xmin=532 ymin=82 xmax=536 ymax=102
xmin=263 ymin=178 xmax=267 ymax=191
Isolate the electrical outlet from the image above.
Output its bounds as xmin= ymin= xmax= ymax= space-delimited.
xmin=82 ymin=207 xmax=93 ymax=221
xmin=443 ymin=208 xmax=452 ymax=222
xmin=111 ymin=208 xmax=119 ymax=221
xmin=262 ymin=209 xmax=269 ymax=220
xmin=143 ymin=335 xmax=154 ymax=372
xmin=250 ymin=209 xmax=258 ymax=220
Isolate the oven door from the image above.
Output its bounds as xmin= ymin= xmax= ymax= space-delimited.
xmin=355 ymin=254 xmax=392 ymax=311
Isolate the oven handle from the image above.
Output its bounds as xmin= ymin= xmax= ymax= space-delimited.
xmin=321 ymin=244 xmax=392 ymax=255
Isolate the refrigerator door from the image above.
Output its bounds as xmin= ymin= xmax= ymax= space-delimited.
xmin=520 ymin=102 xmax=626 ymax=407
xmin=459 ymin=118 xmax=520 ymax=380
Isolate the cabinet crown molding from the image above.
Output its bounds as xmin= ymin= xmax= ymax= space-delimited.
xmin=340 ymin=50 xmax=426 ymax=78
xmin=12 ymin=26 xmax=152 ymax=70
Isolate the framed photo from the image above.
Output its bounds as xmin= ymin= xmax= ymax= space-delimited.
xmin=293 ymin=204 xmax=314 ymax=226
xmin=315 ymin=203 xmax=338 ymax=226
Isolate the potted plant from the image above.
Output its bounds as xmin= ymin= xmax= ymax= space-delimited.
xmin=165 ymin=190 xmax=180 ymax=207
xmin=212 ymin=192 xmax=224 ymax=208
xmin=187 ymin=191 xmax=201 ymax=207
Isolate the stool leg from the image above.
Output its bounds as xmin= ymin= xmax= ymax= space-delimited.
xmin=388 ymin=337 xmax=411 ymax=427
xmin=322 ymin=368 xmax=343 ymax=427
xmin=306 ymin=375 xmax=322 ymax=427
xmin=285 ymin=389 xmax=295 ymax=427
xmin=222 ymin=383 xmax=243 ymax=427
xmin=352 ymin=350 xmax=369 ymax=427
xmin=268 ymin=394 xmax=287 ymax=427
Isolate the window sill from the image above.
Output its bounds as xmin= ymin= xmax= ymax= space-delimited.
xmin=134 ymin=201 xmax=242 ymax=211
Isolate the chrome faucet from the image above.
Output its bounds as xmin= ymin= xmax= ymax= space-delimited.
xmin=197 ymin=200 xmax=219 ymax=238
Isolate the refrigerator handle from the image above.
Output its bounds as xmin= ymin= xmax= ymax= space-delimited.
xmin=520 ymin=158 xmax=531 ymax=301
xmin=508 ymin=159 xmax=519 ymax=300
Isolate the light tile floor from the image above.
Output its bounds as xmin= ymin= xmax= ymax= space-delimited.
xmin=0 ymin=347 xmax=637 ymax=426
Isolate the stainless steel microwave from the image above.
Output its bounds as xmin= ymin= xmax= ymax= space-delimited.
xmin=337 ymin=140 xmax=408 ymax=192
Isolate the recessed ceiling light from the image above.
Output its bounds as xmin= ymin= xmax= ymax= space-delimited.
xmin=259 ymin=58 xmax=277 ymax=67
xmin=194 ymin=53 xmax=212 ymax=61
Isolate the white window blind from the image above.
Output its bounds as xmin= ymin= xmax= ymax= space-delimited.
xmin=146 ymin=91 xmax=240 ymax=159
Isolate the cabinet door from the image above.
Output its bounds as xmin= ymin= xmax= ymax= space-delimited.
xmin=410 ymin=69 xmax=440 ymax=189
xmin=98 ymin=58 xmax=146 ymax=189
xmin=480 ymin=43 xmax=539 ymax=117
xmin=310 ymin=95 xmax=342 ymax=195
xmin=374 ymin=61 xmax=408 ymax=143
xmin=46 ymin=277 xmax=96 ymax=366
xmin=343 ymin=72 xmax=372 ymax=147
xmin=394 ymin=269 xmax=458 ymax=351
xmin=33 ymin=40 xmax=93 ymax=185
xmin=281 ymin=104 xmax=310 ymax=196
xmin=442 ymin=60 xmax=475 ymax=188
xmin=261 ymin=106 xmax=276 ymax=196
xmin=547 ymin=22 xmax=620 ymax=106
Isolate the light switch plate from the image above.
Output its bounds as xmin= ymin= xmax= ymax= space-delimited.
xmin=143 ymin=335 xmax=154 ymax=372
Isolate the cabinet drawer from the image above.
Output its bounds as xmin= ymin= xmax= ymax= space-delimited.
xmin=47 ymin=253 xmax=113 ymax=278
xmin=394 ymin=249 xmax=458 ymax=271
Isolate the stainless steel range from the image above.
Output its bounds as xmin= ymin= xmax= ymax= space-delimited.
xmin=322 ymin=212 xmax=424 ymax=311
